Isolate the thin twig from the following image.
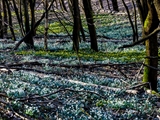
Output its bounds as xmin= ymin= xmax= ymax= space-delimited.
xmin=128 ymin=82 xmax=149 ymax=89
xmin=143 ymin=63 xmax=160 ymax=71
xmin=134 ymin=61 xmax=144 ymax=80
xmin=18 ymin=88 xmax=106 ymax=102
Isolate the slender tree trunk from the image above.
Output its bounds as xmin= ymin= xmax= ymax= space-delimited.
xmin=140 ymin=0 xmax=148 ymax=23
xmin=29 ymin=0 xmax=36 ymax=35
xmin=69 ymin=0 xmax=85 ymax=42
xmin=5 ymin=0 xmax=16 ymax=41
xmin=14 ymin=0 xmax=56 ymax=50
xmin=0 ymin=1 xmax=3 ymax=38
xmin=59 ymin=0 xmax=67 ymax=12
xmin=80 ymin=16 xmax=86 ymax=42
xmin=68 ymin=0 xmax=73 ymax=14
xmin=54 ymin=0 xmax=59 ymax=9
xmin=106 ymin=0 xmax=111 ymax=11
xmin=153 ymin=0 xmax=160 ymax=20
xmin=143 ymin=0 xmax=159 ymax=91
xmin=2 ymin=0 xmax=7 ymax=36
xmin=111 ymin=0 xmax=119 ymax=12
xmin=12 ymin=0 xmax=24 ymax=36
xmin=23 ymin=0 xmax=34 ymax=48
xmin=44 ymin=0 xmax=49 ymax=50
xmin=72 ymin=0 xmax=80 ymax=52
xmin=99 ymin=0 xmax=104 ymax=9
xmin=132 ymin=0 xmax=139 ymax=41
xmin=122 ymin=0 xmax=137 ymax=42
xmin=23 ymin=0 xmax=30 ymax=33
xmin=82 ymin=0 xmax=98 ymax=51
xmin=19 ymin=0 xmax=25 ymax=35
xmin=136 ymin=0 xmax=148 ymax=25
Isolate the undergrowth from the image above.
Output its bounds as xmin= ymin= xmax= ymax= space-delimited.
xmin=15 ymin=48 xmax=145 ymax=63
xmin=1 ymin=9 xmax=160 ymax=119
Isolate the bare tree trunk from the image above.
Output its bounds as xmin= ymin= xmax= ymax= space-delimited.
xmin=44 ymin=0 xmax=49 ymax=50
xmin=153 ymin=0 xmax=160 ymax=20
xmin=111 ymin=0 xmax=119 ymax=12
xmin=2 ymin=0 xmax=7 ymax=36
xmin=12 ymin=0 xmax=25 ymax=36
xmin=29 ymin=0 xmax=36 ymax=35
xmin=142 ymin=0 xmax=159 ymax=91
xmin=0 ymin=1 xmax=3 ymax=38
xmin=69 ymin=0 xmax=86 ymax=42
xmin=72 ymin=0 xmax=80 ymax=52
xmin=5 ymin=0 xmax=16 ymax=41
xmin=23 ymin=0 xmax=30 ymax=33
xmin=122 ymin=0 xmax=138 ymax=42
xmin=106 ymin=0 xmax=111 ymax=11
xmin=136 ymin=0 xmax=148 ymax=25
xmin=99 ymin=0 xmax=104 ymax=9
xmin=79 ymin=16 xmax=86 ymax=42
xmin=14 ymin=0 xmax=56 ymax=50
xmin=59 ymin=0 xmax=67 ymax=12
xmin=54 ymin=0 xmax=59 ymax=9
xmin=82 ymin=0 xmax=98 ymax=51
xmin=68 ymin=0 xmax=73 ymax=14
xmin=19 ymin=0 xmax=25 ymax=35
xmin=23 ymin=0 xmax=34 ymax=48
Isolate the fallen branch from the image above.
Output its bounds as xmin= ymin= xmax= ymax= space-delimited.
xmin=0 ymin=62 xmax=142 ymax=79
xmin=0 ymin=96 xmax=29 ymax=120
xmin=0 ymin=61 xmax=43 ymax=68
xmin=67 ymin=79 xmax=138 ymax=94
xmin=0 ymin=61 xmax=142 ymax=69
xmin=134 ymin=61 xmax=144 ymax=80
xmin=128 ymin=82 xmax=149 ymax=89
xmin=0 ymin=93 xmax=8 ymax=98
xmin=18 ymin=88 xmax=106 ymax=102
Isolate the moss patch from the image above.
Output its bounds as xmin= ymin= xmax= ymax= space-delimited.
xmin=15 ymin=49 xmax=146 ymax=62
xmin=37 ymin=21 xmax=73 ymax=34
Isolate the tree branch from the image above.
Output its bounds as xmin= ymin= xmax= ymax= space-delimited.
xmin=119 ymin=26 xmax=160 ymax=49
xmin=13 ymin=0 xmax=56 ymax=50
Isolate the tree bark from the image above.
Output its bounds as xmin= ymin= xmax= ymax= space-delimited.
xmin=2 ymin=0 xmax=7 ymax=36
xmin=82 ymin=0 xmax=98 ymax=51
xmin=106 ymin=0 xmax=111 ymax=10
xmin=111 ymin=0 xmax=119 ymax=12
xmin=99 ymin=0 xmax=104 ymax=9
xmin=14 ymin=0 xmax=56 ymax=50
xmin=5 ymin=0 xmax=16 ymax=41
xmin=23 ymin=0 xmax=30 ymax=33
xmin=143 ymin=0 xmax=159 ymax=91
xmin=29 ymin=0 xmax=36 ymax=35
xmin=153 ymin=0 xmax=160 ymax=20
xmin=72 ymin=0 xmax=80 ymax=52
xmin=12 ymin=0 xmax=25 ymax=36
xmin=44 ymin=0 xmax=49 ymax=50
xmin=59 ymin=0 xmax=67 ymax=12
xmin=23 ymin=0 xmax=34 ymax=48
xmin=0 ymin=1 xmax=3 ymax=38
xmin=68 ymin=0 xmax=86 ymax=42
xmin=122 ymin=0 xmax=137 ymax=42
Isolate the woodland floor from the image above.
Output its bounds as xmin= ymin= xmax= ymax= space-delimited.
xmin=0 ymin=1 xmax=160 ymax=119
